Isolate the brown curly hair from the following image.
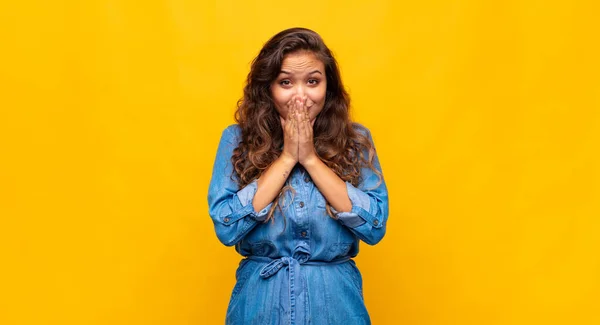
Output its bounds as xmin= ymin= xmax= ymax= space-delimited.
xmin=231 ymin=27 xmax=381 ymax=222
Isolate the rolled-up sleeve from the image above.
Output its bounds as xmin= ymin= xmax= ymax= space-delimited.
xmin=332 ymin=126 xmax=389 ymax=245
xmin=207 ymin=125 xmax=273 ymax=246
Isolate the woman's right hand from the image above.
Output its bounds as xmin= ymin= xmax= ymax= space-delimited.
xmin=280 ymin=95 xmax=301 ymax=164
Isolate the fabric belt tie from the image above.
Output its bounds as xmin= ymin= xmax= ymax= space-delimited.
xmin=246 ymin=254 xmax=351 ymax=325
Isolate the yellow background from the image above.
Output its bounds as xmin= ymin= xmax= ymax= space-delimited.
xmin=1 ymin=1 xmax=599 ymax=324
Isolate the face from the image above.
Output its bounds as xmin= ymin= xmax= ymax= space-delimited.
xmin=270 ymin=51 xmax=327 ymax=122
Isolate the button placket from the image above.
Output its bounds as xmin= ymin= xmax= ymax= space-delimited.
xmin=293 ymin=170 xmax=310 ymax=242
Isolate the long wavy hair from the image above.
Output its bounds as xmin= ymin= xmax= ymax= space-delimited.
xmin=232 ymin=27 xmax=381 ymax=222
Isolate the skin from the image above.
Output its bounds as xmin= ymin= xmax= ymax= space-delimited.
xmin=272 ymin=50 xmax=326 ymax=164
xmin=271 ymin=51 xmax=326 ymax=124
xmin=252 ymin=51 xmax=353 ymax=214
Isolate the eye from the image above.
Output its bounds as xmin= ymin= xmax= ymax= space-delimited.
xmin=308 ymin=79 xmax=319 ymax=85
xmin=279 ymin=80 xmax=291 ymax=86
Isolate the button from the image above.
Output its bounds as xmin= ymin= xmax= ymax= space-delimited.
xmin=304 ymin=176 xmax=310 ymax=183
xmin=300 ymin=231 xmax=307 ymax=237
xmin=299 ymin=201 xmax=305 ymax=208
xmin=223 ymin=217 xmax=230 ymax=223
xmin=373 ymin=220 xmax=379 ymax=226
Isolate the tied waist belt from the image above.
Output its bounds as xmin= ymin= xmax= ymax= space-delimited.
xmin=245 ymin=255 xmax=352 ymax=325
xmin=247 ymin=255 xmax=352 ymax=278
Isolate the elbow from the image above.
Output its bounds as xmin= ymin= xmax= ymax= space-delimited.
xmin=364 ymin=204 xmax=388 ymax=245
xmin=214 ymin=227 xmax=240 ymax=247
xmin=218 ymin=237 xmax=238 ymax=247
xmin=362 ymin=227 xmax=386 ymax=246
xmin=362 ymin=208 xmax=388 ymax=245
xmin=210 ymin=216 xmax=242 ymax=247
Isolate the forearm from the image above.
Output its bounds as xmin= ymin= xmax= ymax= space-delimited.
xmin=252 ymin=153 xmax=297 ymax=211
xmin=302 ymin=156 xmax=352 ymax=212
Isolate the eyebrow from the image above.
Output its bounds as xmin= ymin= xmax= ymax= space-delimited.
xmin=280 ymin=70 xmax=323 ymax=76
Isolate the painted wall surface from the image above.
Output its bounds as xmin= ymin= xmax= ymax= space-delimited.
xmin=1 ymin=1 xmax=598 ymax=324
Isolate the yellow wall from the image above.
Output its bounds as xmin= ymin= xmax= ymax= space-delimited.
xmin=1 ymin=1 xmax=599 ymax=324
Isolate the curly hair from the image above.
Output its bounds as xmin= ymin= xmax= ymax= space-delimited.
xmin=231 ymin=27 xmax=381 ymax=222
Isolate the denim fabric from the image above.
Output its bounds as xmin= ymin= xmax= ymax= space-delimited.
xmin=208 ymin=124 xmax=389 ymax=325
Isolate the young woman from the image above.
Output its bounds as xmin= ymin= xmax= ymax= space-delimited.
xmin=208 ymin=27 xmax=389 ymax=325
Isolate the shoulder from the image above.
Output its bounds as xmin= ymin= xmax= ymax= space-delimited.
xmin=351 ymin=122 xmax=373 ymax=140
xmin=221 ymin=124 xmax=242 ymax=142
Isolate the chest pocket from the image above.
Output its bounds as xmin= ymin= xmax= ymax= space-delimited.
xmin=326 ymin=242 xmax=353 ymax=261
xmin=250 ymin=241 xmax=277 ymax=258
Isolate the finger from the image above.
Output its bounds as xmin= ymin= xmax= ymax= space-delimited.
xmin=293 ymin=112 xmax=298 ymax=126
xmin=291 ymin=100 xmax=299 ymax=122
xmin=290 ymin=95 xmax=298 ymax=113
xmin=289 ymin=108 xmax=297 ymax=130
xmin=287 ymin=97 xmax=298 ymax=120
xmin=293 ymin=96 xmax=301 ymax=113
xmin=304 ymin=117 xmax=311 ymax=138
xmin=298 ymin=111 xmax=305 ymax=130
xmin=298 ymin=112 xmax=308 ymax=137
xmin=293 ymin=97 xmax=298 ymax=115
xmin=287 ymin=103 xmax=294 ymax=121
xmin=291 ymin=105 xmax=298 ymax=127
xmin=298 ymin=99 xmax=304 ymax=122
xmin=286 ymin=105 xmax=295 ymax=127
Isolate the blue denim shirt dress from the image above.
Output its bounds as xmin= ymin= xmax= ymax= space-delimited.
xmin=208 ymin=124 xmax=389 ymax=325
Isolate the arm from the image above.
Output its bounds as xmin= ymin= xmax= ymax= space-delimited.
xmin=295 ymin=98 xmax=389 ymax=245
xmin=252 ymin=95 xmax=302 ymax=210
xmin=304 ymin=126 xmax=389 ymax=245
xmin=207 ymin=125 xmax=276 ymax=246
xmin=302 ymin=157 xmax=352 ymax=212
xmin=209 ymin=97 xmax=302 ymax=246
xmin=253 ymin=154 xmax=297 ymax=211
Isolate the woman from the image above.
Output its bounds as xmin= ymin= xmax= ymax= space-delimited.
xmin=208 ymin=27 xmax=389 ymax=325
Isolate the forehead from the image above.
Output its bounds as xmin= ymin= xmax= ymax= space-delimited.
xmin=280 ymin=51 xmax=324 ymax=72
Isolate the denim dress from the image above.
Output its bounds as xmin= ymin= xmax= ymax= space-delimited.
xmin=208 ymin=124 xmax=389 ymax=325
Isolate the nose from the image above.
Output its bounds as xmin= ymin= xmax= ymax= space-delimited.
xmin=295 ymin=84 xmax=306 ymax=97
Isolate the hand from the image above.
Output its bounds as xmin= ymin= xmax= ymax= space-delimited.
xmin=280 ymin=96 xmax=299 ymax=163
xmin=296 ymin=95 xmax=318 ymax=166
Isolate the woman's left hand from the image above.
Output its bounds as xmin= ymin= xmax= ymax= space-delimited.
xmin=296 ymin=95 xmax=318 ymax=166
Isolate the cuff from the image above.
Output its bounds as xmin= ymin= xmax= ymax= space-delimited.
xmin=235 ymin=179 xmax=273 ymax=222
xmin=331 ymin=182 xmax=382 ymax=229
